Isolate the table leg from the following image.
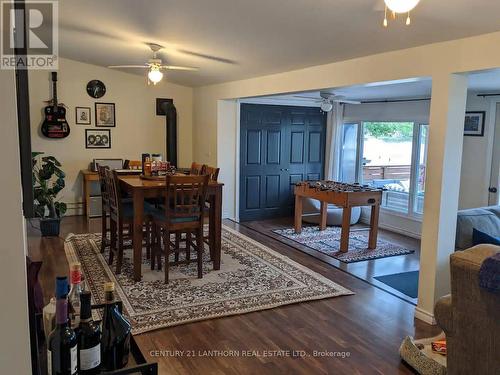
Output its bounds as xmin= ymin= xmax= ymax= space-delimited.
xmin=368 ymin=204 xmax=380 ymax=250
xmin=294 ymin=195 xmax=303 ymax=233
xmin=340 ymin=206 xmax=352 ymax=252
xmin=132 ymin=190 xmax=144 ymax=281
xmin=319 ymin=201 xmax=327 ymax=231
xmin=210 ymin=187 xmax=222 ymax=270
xmin=83 ymin=178 xmax=90 ymax=218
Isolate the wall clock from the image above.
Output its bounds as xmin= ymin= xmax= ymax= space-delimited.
xmin=86 ymin=80 xmax=106 ymax=99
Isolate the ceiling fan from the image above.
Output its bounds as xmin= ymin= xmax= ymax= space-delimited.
xmin=293 ymin=92 xmax=360 ymax=112
xmin=108 ymin=43 xmax=198 ymax=85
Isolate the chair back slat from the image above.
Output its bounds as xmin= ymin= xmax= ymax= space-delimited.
xmin=104 ymin=169 xmax=122 ymax=218
xmin=190 ymin=162 xmax=205 ymax=175
xmin=164 ymin=175 xmax=209 ymax=223
xmin=203 ymin=165 xmax=220 ymax=182
xmin=97 ymin=165 xmax=110 ymax=205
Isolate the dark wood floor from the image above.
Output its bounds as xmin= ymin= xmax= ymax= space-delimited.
xmin=28 ymin=216 xmax=440 ymax=375
xmin=239 ymin=217 xmax=421 ymax=304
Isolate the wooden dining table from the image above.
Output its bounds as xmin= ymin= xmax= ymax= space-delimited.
xmin=117 ymin=175 xmax=223 ymax=282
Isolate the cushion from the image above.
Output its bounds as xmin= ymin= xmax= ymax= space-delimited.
xmin=121 ymin=201 xmax=156 ymax=219
xmin=455 ymin=206 xmax=500 ymax=250
xmin=479 ymin=252 xmax=500 ymax=293
xmin=149 ymin=207 xmax=198 ymax=223
xmin=472 ymin=228 xmax=500 ymax=246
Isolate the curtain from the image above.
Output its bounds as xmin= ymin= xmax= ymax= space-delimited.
xmin=324 ymin=102 xmax=344 ymax=180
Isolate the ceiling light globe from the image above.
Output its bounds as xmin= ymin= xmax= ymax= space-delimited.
xmin=148 ymin=68 xmax=163 ymax=84
xmin=384 ymin=0 xmax=420 ymax=13
xmin=320 ymin=101 xmax=333 ymax=112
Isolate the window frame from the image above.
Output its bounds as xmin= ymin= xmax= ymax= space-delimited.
xmin=339 ymin=121 xmax=429 ymax=221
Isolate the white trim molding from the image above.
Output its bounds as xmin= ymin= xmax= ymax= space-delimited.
xmin=414 ymin=306 xmax=437 ymax=325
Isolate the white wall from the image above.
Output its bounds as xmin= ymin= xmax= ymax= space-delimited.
xmin=459 ymin=92 xmax=498 ymax=209
xmin=0 ymin=71 xmax=32 ymax=374
xmin=29 ymin=58 xmax=193 ymax=215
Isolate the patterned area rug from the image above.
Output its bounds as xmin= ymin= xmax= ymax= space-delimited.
xmin=65 ymin=226 xmax=353 ymax=334
xmin=272 ymin=226 xmax=414 ymax=263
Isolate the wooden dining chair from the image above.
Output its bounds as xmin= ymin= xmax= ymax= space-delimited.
xmin=150 ymin=175 xmax=209 ymax=283
xmin=201 ymin=165 xmax=220 ymax=259
xmin=97 ymin=165 xmax=110 ymax=253
xmin=203 ymin=165 xmax=220 ymax=181
xmin=105 ymin=169 xmax=154 ymax=274
xmin=190 ymin=162 xmax=205 ymax=175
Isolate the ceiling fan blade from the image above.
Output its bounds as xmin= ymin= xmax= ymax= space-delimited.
xmin=108 ymin=65 xmax=149 ymax=69
xmin=293 ymin=95 xmax=322 ymax=101
xmin=335 ymin=99 xmax=361 ymax=105
xmin=177 ymin=49 xmax=238 ymax=65
xmin=161 ymin=65 xmax=199 ymax=71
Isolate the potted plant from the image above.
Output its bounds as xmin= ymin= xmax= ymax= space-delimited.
xmin=32 ymin=152 xmax=67 ymax=236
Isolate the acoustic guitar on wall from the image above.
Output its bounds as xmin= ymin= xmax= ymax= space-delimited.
xmin=41 ymin=72 xmax=70 ymax=138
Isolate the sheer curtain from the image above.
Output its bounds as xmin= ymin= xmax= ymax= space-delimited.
xmin=324 ymin=102 xmax=344 ymax=180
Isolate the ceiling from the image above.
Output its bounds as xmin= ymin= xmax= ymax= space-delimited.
xmin=255 ymin=69 xmax=500 ymax=103
xmin=58 ymin=0 xmax=500 ymax=87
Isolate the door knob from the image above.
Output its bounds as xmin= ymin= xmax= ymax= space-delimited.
xmin=489 ymin=187 xmax=498 ymax=193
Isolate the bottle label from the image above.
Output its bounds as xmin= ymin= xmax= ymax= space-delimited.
xmin=47 ymin=349 xmax=52 ymax=374
xmin=70 ymin=270 xmax=81 ymax=285
xmin=79 ymin=343 xmax=101 ymax=370
xmin=71 ymin=345 xmax=78 ymax=374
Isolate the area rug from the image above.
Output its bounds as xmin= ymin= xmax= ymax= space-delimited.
xmin=375 ymin=271 xmax=419 ymax=298
xmin=272 ymin=226 xmax=414 ymax=263
xmin=64 ymin=226 xmax=353 ymax=334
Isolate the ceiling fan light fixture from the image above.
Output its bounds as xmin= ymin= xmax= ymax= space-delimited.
xmin=384 ymin=0 xmax=420 ymax=14
xmin=320 ymin=101 xmax=333 ymax=112
xmin=148 ymin=66 xmax=163 ymax=85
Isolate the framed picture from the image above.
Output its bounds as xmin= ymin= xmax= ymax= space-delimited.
xmin=95 ymin=102 xmax=115 ymax=127
xmin=85 ymin=129 xmax=111 ymax=149
xmin=75 ymin=107 xmax=91 ymax=125
xmin=464 ymin=111 xmax=485 ymax=136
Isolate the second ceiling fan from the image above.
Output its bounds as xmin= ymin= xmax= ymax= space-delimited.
xmin=293 ymin=92 xmax=360 ymax=112
xmin=108 ymin=43 xmax=198 ymax=85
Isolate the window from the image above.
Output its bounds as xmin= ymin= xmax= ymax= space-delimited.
xmin=339 ymin=121 xmax=428 ymax=218
xmin=413 ymin=124 xmax=428 ymax=215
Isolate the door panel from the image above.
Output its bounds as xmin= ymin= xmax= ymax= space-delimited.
xmin=240 ymin=104 xmax=326 ymax=221
xmin=290 ymin=131 xmax=305 ymax=163
xmin=265 ymin=175 xmax=281 ymax=208
xmin=245 ymin=176 xmax=261 ymax=209
xmin=246 ymin=130 xmax=262 ymax=165
xmin=266 ymin=130 xmax=281 ymax=164
xmin=308 ymin=132 xmax=322 ymax=163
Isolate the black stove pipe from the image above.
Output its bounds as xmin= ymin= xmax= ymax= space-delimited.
xmin=160 ymin=101 xmax=177 ymax=167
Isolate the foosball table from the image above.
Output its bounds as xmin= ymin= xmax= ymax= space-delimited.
xmin=294 ymin=181 xmax=383 ymax=252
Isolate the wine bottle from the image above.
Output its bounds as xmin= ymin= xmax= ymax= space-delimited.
xmin=78 ymin=291 xmax=101 ymax=374
xmin=68 ymin=263 xmax=83 ymax=329
xmin=48 ymin=277 xmax=78 ymax=375
xmin=101 ymin=282 xmax=131 ymax=370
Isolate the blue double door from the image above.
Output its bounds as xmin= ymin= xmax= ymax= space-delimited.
xmin=239 ymin=104 xmax=326 ymax=221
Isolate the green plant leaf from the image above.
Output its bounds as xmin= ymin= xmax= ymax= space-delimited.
xmin=54 ymin=168 xmax=66 ymax=178
xmin=54 ymin=202 xmax=67 ymax=217
xmin=42 ymin=156 xmax=62 ymax=167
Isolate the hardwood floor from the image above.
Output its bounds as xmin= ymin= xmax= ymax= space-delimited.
xmin=28 ymin=216 xmax=440 ymax=375
xmin=239 ymin=217 xmax=421 ymax=304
